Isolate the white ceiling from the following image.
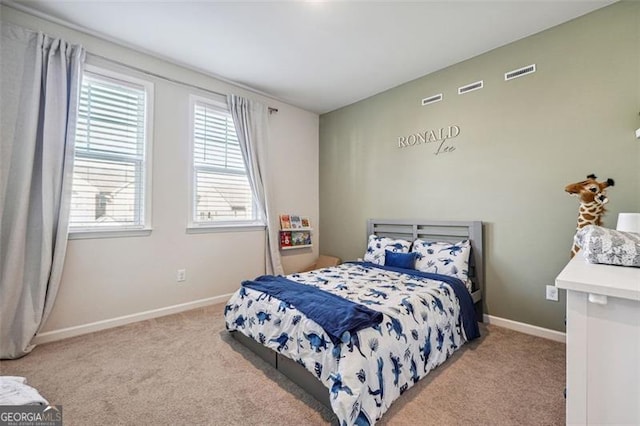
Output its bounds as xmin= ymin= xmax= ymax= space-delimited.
xmin=9 ymin=0 xmax=615 ymax=114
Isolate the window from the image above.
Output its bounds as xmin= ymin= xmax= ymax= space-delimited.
xmin=190 ymin=96 xmax=259 ymax=229
xmin=69 ymin=66 xmax=153 ymax=236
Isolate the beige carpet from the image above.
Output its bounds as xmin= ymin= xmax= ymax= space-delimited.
xmin=1 ymin=303 xmax=565 ymax=425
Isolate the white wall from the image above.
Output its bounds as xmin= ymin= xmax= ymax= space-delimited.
xmin=0 ymin=5 xmax=319 ymax=336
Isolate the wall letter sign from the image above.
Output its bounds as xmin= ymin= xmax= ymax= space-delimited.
xmin=397 ymin=125 xmax=461 ymax=155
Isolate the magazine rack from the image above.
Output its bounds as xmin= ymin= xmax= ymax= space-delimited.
xmin=279 ymin=214 xmax=312 ymax=250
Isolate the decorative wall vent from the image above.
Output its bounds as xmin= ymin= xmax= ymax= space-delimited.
xmin=458 ymin=80 xmax=484 ymax=95
xmin=505 ymin=64 xmax=536 ymax=81
xmin=421 ymin=93 xmax=443 ymax=106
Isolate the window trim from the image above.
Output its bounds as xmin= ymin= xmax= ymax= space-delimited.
xmin=68 ymin=64 xmax=154 ymax=239
xmin=187 ymin=94 xmax=263 ymax=233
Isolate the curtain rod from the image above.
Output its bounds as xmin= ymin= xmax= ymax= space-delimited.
xmin=87 ymin=52 xmax=278 ymax=114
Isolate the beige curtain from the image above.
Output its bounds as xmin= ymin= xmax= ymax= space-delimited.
xmin=227 ymin=94 xmax=283 ymax=275
xmin=0 ymin=23 xmax=85 ymax=359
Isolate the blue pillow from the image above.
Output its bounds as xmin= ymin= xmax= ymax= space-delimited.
xmin=384 ymin=250 xmax=417 ymax=270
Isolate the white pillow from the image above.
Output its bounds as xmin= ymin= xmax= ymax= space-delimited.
xmin=363 ymin=235 xmax=411 ymax=265
xmin=411 ymin=239 xmax=471 ymax=281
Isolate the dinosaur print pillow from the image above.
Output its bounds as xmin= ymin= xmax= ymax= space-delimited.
xmin=575 ymin=225 xmax=640 ymax=267
xmin=363 ymin=235 xmax=411 ymax=265
xmin=411 ymin=239 xmax=471 ymax=282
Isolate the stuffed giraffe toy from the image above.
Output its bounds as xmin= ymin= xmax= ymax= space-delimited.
xmin=565 ymin=174 xmax=615 ymax=258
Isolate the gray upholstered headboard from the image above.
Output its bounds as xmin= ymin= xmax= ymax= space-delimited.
xmin=367 ymin=219 xmax=484 ymax=305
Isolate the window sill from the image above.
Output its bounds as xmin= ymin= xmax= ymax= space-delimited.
xmin=68 ymin=228 xmax=152 ymax=240
xmin=186 ymin=223 xmax=266 ymax=234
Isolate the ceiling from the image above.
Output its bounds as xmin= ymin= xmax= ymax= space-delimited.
xmin=8 ymin=1 xmax=615 ymax=114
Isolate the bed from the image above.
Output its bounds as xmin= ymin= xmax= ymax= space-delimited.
xmin=225 ymin=219 xmax=484 ymax=425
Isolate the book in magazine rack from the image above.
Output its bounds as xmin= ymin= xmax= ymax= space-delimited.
xmin=230 ymin=219 xmax=484 ymax=410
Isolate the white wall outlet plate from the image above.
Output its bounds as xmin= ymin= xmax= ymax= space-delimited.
xmin=177 ymin=269 xmax=186 ymax=282
xmin=546 ymin=285 xmax=559 ymax=301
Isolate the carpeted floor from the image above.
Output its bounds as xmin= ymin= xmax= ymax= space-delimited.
xmin=1 ymin=303 xmax=566 ymax=425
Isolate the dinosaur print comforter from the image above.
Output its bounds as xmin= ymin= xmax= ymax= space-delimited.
xmin=224 ymin=262 xmax=477 ymax=425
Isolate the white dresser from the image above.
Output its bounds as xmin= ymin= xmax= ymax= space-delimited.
xmin=555 ymin=256 xmax=640 ymax=425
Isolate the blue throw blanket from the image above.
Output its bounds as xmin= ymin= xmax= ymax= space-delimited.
xmin=242 ymin=275 xmax=383 ymax=344
xmin=352 ymin=262 xmax=481 ymax=340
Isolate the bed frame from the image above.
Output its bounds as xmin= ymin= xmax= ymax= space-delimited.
xmin=367 ymin=219 xmax=484 ymax=310
xmin=230 ymin=219 xmax=484 ymax=411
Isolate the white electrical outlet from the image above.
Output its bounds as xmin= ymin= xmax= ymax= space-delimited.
xmin=177 ymin=269 xmax=186 ymax=282
xmin=546 ymin=285 xmax=558 ymax=301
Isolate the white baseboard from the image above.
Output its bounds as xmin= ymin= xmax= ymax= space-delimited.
xmin=33 ymin=298 xmax=565 ymax=345
xmin=483 ymin=314 xmax=566 ymax=343
xmin=33 ymin=293 xmax=233 ymax=345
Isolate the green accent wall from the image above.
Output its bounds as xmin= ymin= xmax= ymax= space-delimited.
xmin=319 ymin=1 xmax=640 ymax=331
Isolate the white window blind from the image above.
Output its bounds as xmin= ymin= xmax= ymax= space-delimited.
xmin=192 ymin=100 xmax=255 ymax=224
xmin=70 ymin=70 xmax=149 ymax=232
